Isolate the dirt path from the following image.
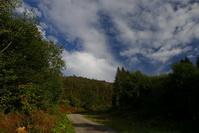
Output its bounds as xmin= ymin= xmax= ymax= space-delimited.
xmin=67 ymin=114 xmax=116 ymax=133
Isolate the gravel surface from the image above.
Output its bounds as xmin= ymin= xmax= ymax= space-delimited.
xmin=67 ymin=114 xmax=116 ymax=133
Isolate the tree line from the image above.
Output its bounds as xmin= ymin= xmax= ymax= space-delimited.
xmin=112 ymin=57 xmax=199 ymax=121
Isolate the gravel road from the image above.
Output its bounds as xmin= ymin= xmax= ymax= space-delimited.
xmin=67 ymin=114 xmax=116 ymax=133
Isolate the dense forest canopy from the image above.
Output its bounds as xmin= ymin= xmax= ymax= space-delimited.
xmin=0 ymin=0 xmax=65 ymax=114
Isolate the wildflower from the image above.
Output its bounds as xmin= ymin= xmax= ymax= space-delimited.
xmin=27 ymin=83 xmax=32 ymax=85
xmin=18 ymin=95 xmax=22 ymax=98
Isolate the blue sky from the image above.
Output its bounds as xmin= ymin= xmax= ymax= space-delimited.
xmin=21 ymin=0 xmax=199 ymax=82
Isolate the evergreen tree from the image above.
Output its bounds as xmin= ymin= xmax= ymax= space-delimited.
xmin=112 ymin=67 xmax=121 ymax=108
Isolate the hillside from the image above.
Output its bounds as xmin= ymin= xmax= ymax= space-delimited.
xmin=62 ymin=76 xmax=113 ymax=110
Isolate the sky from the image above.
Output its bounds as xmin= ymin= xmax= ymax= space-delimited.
xmin=21 ymin=0 xmax=199 ymax=82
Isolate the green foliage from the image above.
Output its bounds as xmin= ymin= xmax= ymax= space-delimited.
xmin=51 ymin=113 xmax=74 ymax=133
xmin=166 ymin=57 xmax=199 ymax=119
xmin=16 ymin=83 xmax=44 ymax=114
xmin=0 ymin=0 xmax=65 ymax=113
xmin=112 ymin=67 xmax=151 ymax=111
xmin=62 ymin=76 xmax=113 ymax=111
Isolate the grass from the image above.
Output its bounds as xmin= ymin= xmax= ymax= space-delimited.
xmin=85 ymin=111 xmax=198 ymax=133
xmin=51 ymin=112 xmax=74 ymax=133
xmin=0 ymin=108 xmax=75 ymax=133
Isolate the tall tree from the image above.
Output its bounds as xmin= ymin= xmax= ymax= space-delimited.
xmin=168 ymin=57 xmax=199 ymax=118
xmin=112 ymin=67 xmax=121 ymax=108
xmin=0 ymin=0 xmax=65 ymax=113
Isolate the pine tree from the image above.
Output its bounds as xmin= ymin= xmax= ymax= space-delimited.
xmin=112 ymin=67 xmax=121 ymax=108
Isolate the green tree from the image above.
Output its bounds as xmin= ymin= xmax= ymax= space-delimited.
xmin=0 ymin=0 xmax=65 ymax=113
xmin=168 ymin=57 xmax=199 ymax=119
xmin=112 ymin=67 xmax=151 ymax=112
xmin=112 ymin=67 xmax=122 ymax=108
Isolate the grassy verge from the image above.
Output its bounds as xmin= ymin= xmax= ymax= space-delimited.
xmin=51 ymin=112 xmax=74 ymax=133
xmin=0 ymin=109 xmax=75 ymax=133
xmin=85 ymin=112 xmax=198 ymax=133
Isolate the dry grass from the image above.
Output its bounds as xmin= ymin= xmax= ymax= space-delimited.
xmin=59 ymin=106 xmax=77 ymax=113
xmin=31 ymin=110 xmax=57 ymax=131
xmin=59 ymin=106 xmax=85 ymax=114
xmin=0 ymin=111 xmax=58 ymax=133
xmin=0 ymin=113 xmax=25 ymax=132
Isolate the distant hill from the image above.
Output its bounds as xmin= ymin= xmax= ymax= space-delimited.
xmin=62 ymin=76 xmax=113 ymax=110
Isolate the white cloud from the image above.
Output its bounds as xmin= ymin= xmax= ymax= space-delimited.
xmin=101 ymin=0 xmax=199 ymax=63
xmin=38 ymin=0 xmax=113 ymax=58
xmin=151 ymin=46 xmax=192 ymax=63
xmin=62 ymin=50 xmax=119 ymax=82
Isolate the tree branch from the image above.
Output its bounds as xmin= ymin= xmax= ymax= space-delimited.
xmin=0 ymin=26 xmax=23 ymax=53
xmin=1 ymin=42 xmax=12 ymax=52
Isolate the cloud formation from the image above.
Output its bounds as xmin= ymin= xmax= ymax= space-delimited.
xmin=103 ymin=0 xmax=199 ymax=62
xmin=62 ymin=50 xmax=118 ymax=82
xmin=36 ymin=0 xmax=120 ymax=81
xmin=24 ymin=0 xmax=199 ymax=81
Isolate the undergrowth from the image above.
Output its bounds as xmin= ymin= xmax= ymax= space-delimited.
xmin=0 ymin=109 xmax=74 ymax=133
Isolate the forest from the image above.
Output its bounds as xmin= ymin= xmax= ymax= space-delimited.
xmin=1 ymin=0 xmax=199 ymax=132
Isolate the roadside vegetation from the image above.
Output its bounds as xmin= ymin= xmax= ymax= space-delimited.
xmin=0 ymin=0 xmax=74 ymax=132
xmin=0 ymin=110 xmax=74 ymax=133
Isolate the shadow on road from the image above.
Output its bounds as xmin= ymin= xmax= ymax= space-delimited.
xmin=74 ymin=123 xmax=116 ymax=132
